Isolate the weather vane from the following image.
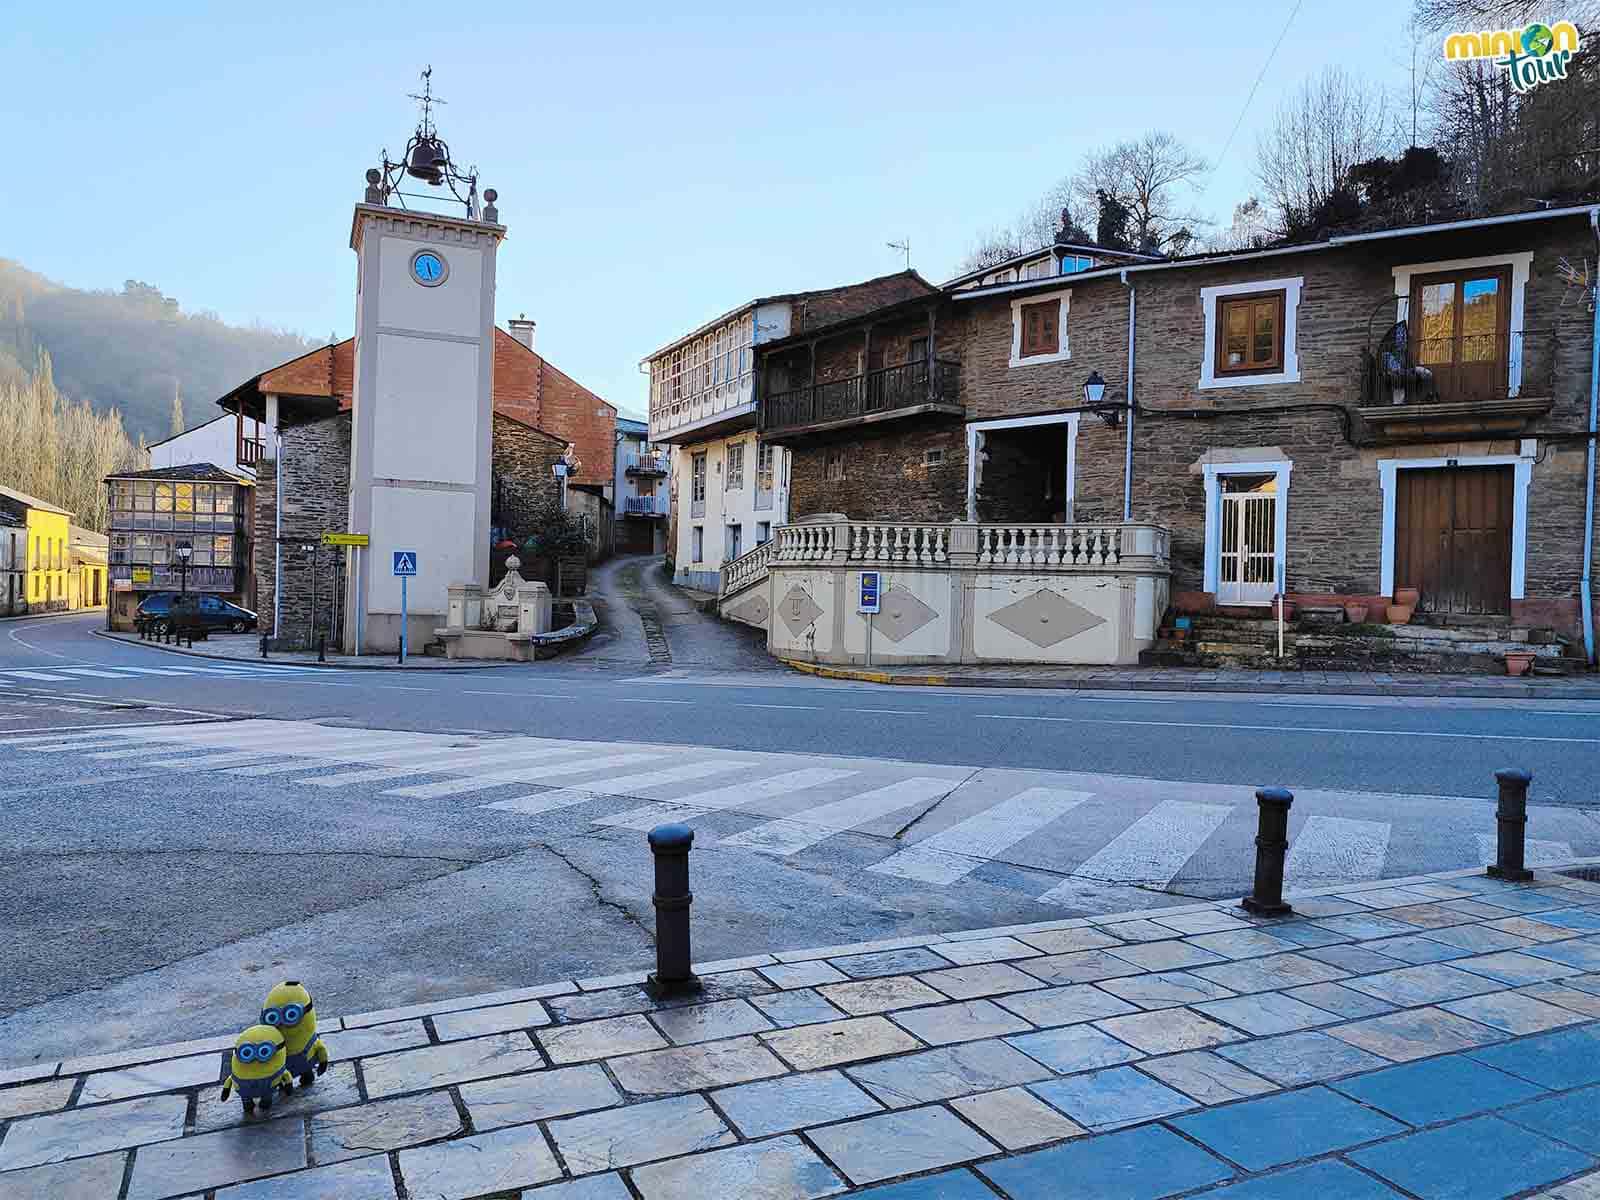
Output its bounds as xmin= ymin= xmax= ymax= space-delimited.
xmin=364 ymin=67 xmax=497 ymax=222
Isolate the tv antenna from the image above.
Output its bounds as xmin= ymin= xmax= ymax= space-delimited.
xmin=887 ymin=239 xmax=911 ymax=270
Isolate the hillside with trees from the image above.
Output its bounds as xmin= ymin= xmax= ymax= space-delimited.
xmin=0 ymin=259 xmax=322 ymax=445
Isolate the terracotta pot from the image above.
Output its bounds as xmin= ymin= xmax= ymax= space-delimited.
xmin=1385 ymin=604 xmax=1415 ymax=624
xmin=1366 ymin=602 xmax=1388 ymax=623
xmin=1395 ymin=587 xmax=1420 ymax=608
xmin=1505 ymin=651 xmax=1535 ymax=677
xmin=1343 ymin=602 xmax=1367 ymax=623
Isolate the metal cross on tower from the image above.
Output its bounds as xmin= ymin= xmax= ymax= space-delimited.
xmin=407 ymin=66 xmax=447 ymax=140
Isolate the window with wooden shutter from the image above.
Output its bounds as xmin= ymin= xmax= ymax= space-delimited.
xmin=1216 ymin=291 xmax=1285 ymax=374
xmin=1020 ymin=301 xmax=1059 ymax=357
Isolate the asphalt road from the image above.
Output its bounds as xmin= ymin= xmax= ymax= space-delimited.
xmin=1 ymin=579 xmax=1596 ymax=1063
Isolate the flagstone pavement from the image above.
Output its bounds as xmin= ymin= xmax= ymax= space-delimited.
xmin=9 ymin=867 xmax=1600 ymax=1199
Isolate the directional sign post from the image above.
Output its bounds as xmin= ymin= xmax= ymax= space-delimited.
xmin=859 ymin=571 xmax=882 ymax=669
xmin=392 ymin=551 xmax=418 ymax=664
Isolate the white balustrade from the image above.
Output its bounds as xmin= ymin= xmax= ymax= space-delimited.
xmin=974 ymin=524 xmax=1122 ymax=567
xmin=845 ymin=523 xmax=948 ymax=564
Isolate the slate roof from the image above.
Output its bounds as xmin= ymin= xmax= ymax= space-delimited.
xmin=103 ymin=463 xmax=254 ymax=485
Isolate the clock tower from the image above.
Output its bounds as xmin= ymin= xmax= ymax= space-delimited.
xmin=343 ymin=82 xmax=505 ymax=652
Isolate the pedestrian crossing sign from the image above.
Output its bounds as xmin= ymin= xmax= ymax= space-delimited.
xmin=392 ymin=551 xmax=418 ymax=576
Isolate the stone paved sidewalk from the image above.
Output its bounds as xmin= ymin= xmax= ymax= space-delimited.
xmin=783 ymin=657 xmax=1600 ymax=700
xmin=9 ymin=867 xmax=1600 ymax=1198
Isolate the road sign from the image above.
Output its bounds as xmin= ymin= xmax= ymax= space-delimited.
xmin=859 ymin=571 xmax=881 ymax=614
xmin=392 ymin=551 xmax=418 ymax=576
xmin=131 ymin=568 xmax=152 ymax=585
xmin=323 ymin=532 xmax=369 ymax=547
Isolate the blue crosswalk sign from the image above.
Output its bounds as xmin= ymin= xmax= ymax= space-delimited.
xmin=392 ymin=551 xmax=418 ymax=576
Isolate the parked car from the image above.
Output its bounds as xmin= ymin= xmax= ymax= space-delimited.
xmin=136 ymin=592 xmax=258 ymax=634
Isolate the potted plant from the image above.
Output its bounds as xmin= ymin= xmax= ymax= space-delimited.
xmin=1386 ymin=602 xmax=1414 ymax=624
xmin=1504 ymin=650 xmax=1535 ymax=676
xmin=1395 ymin=586 xmax=1420 ymax=608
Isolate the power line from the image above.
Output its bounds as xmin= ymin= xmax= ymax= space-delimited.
xmin=1204 ymin=0 xmax=1306 ymax=195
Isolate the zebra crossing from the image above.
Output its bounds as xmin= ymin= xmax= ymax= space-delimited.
xmin=0 ymin=663 xmax=332 ymax=684
xmin=4 ymin=718 xmax=1594 ymax=910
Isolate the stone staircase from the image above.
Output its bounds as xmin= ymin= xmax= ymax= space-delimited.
xmin=1140 ymin=610 xmax=1585 ymax=674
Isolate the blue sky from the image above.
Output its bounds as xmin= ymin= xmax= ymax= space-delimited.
xmin=3 ymin=1 xmax=1418 ymax=418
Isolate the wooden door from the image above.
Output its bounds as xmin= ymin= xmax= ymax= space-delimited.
xmin=1394 ymin=467 xmax=1513 ymax=616
xmin=1410 ymin=267 xmax=1511 ymax=402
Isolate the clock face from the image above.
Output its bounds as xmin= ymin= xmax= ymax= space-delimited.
xmin=410 ymin=251 xmax=447 ymax=287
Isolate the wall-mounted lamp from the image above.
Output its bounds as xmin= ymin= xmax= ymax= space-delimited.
xmin=1084 ymin=371 xmax=1121 ymax=427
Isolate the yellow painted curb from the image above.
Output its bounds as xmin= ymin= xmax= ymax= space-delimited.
xmin=779 ymin=659 xmax=949 ymax=687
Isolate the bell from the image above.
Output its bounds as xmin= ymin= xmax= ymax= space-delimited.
xmin=406 ymin=137 xmax=444 ymax=185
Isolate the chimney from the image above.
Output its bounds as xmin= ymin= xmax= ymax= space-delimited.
xmin=508 ymin=314 xmax=536 ymax=352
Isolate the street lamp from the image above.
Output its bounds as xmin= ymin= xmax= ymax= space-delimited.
xmin=174 ymin=539 xmax=193 ymax=601
xmin=1083 ymin=370 xmax=1119 ymax=427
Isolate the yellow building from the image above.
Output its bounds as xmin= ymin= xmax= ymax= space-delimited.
xmin=0 ymin=484 xmax=75 ymax=614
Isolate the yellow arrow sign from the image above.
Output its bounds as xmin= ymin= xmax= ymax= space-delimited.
xmin=322 ymin=532 xmax=370 ymax=547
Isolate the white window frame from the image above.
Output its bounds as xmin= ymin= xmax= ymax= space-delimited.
xmin=726 ymin=441 xmax=745 ymax=491
xmin=1378 ymin=442 xmax=1534 ymax=601
xmin=1390 ymin=251 xmax=1533 ymax=397
xmin=1199 ymin=277 xmax=1303 ymax=389
xmin=1201 ymin=459 xmax=1293 ymax=598
xmin=1009 ymin=288 xmax=1072 ymax=368
xmin=691 ymin=525 xmax=704 ymax=563
xmin=965 ymin=412 xmax=1080 ymax=523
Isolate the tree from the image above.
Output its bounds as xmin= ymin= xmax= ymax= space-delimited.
xmin=169 ymin=383 xmax=185 ymax=438
xmin=0 ymin=349 xmax=145 ymax=532
xmin=1255 ymin=67 xmax=1396 ymax=236
xmin=1205 ymin=197 xmax=1275 ymax=252
xmin=1071 ymin=131 xmax=1208 ymax=253
xmin=953 ymin=190 xmax=1093 ymax=275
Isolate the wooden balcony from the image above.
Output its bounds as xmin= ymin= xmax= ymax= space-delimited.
xmin=762 ymin=360 xmax=963 ymax=442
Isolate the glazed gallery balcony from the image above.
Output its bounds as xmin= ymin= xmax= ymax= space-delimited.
xmin=761 ymin=360 xmax=963 ymax=442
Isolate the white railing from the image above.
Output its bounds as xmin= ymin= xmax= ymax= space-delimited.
xmin=976 ymin=524 xmax=1121 ymax=567
xmin=846 ymin=523 xmax=949 ymax=564
xmin=624 ymin=496 xmax=667 ymax=516
xmin=767 ymin=520 xmax=1168 ymax=572
xmin=775 ymin=523 xmax=835 ymax=561
xmin=720 ymin=537 xmax=776 ymax=598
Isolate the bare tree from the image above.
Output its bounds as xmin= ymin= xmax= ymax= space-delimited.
xmin=1070 ymin=131 xmax=1208 ymax=253
xmin=1255 ymin=67 xmax=1397 ymax=234
xmin=954 ymin=187 xmax=1093 ymax=275
xmin=1203 ymin=197 xmax=1276 ymax=252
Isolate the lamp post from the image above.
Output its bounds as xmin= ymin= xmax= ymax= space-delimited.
xmin=174 ymin=539 xmax=192 ymax=601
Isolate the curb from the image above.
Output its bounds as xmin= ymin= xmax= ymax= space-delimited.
xmin=778 ymin=657 xmax=1600 ymax=699
xmin=93 ymin=628 xmax=524 ymax=672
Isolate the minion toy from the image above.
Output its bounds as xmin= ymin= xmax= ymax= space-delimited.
xmin=261 ymin=980 xmax=330 ymax=1087
xmin=220 ymin=1026 xmax=293 ymax=1113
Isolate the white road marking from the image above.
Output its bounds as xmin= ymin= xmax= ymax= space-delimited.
xmin=978 ymin=714 xmax=1599 ymax=744
xmin=299 ymin=745 xmax=596 ymax=788
xmin=719 ymin=777 xmax=955 ymax=857
xmin=1035 ymin=799 xmax=1233 ymax=906
xmin=51 ymin=668 xmax=135 ymax=679
xmin=1475 ymin=833 xmax=1575 ymax=868
xmin=5 ymin=671 xmax=72 ymax=681
xmin=136 ymin=750 xmax=283 ymax=770
xmin=1285 ymin=815 xmax=1392 ymax=885
xmin=481 ymin=790 xmax=617 ymax=817
xmin=869 ymin=787 xmax=1093 ymax=885
xmin=595 ymin=767 xmax=862 ymax=831
xmin=483 ymin=759 xmax=753 ymax=815
xmin=383 ymin=751 xmax=664 ymax=799
xmin=738 ymin=703 xmax=824 ymax=710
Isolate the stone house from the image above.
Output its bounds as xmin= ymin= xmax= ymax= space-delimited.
xmin=215 ymin=331 xmax=583 ymax=648
xmin=644 ymin=271 xmax=941 ymax=591
xmin=760 ymin=206 xmax=1600 ymax=647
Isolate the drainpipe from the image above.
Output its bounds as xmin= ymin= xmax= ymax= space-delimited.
xmin=1581 ymin=211 xmax=1599 ymax=664
xmin=1120 ymin=270 xmax=1136 ymax=522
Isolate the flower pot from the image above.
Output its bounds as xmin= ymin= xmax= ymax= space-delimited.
xmin=1385 ymin=604 xmax=1415 ymax=624
xmin=1343 ymin=602 xmax=1367 ymax=623
xmin=1395 ymin=587 xmax=1420 ymax=608
xmin=1366 ymin=602 xmax=1388 ymax=623
xmin=1504 ymin=651 xmax=1535 ymax=677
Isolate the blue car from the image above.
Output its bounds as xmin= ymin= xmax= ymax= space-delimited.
xmin=136 ymin=592 xmax=258 ymax=634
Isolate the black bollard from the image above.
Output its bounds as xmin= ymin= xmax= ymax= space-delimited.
xmin=317 ymin=634 xmax=326 ymax=663
xmin=1241 ymin=787 xmax=1295 ymax=916
xmin=645 ymin=824 xmax=702 ymax=999
xmin=1488 ymin=768 xmax=1534 ymax=881
xmin=260 ymin=634 xmax=268 ymax=659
